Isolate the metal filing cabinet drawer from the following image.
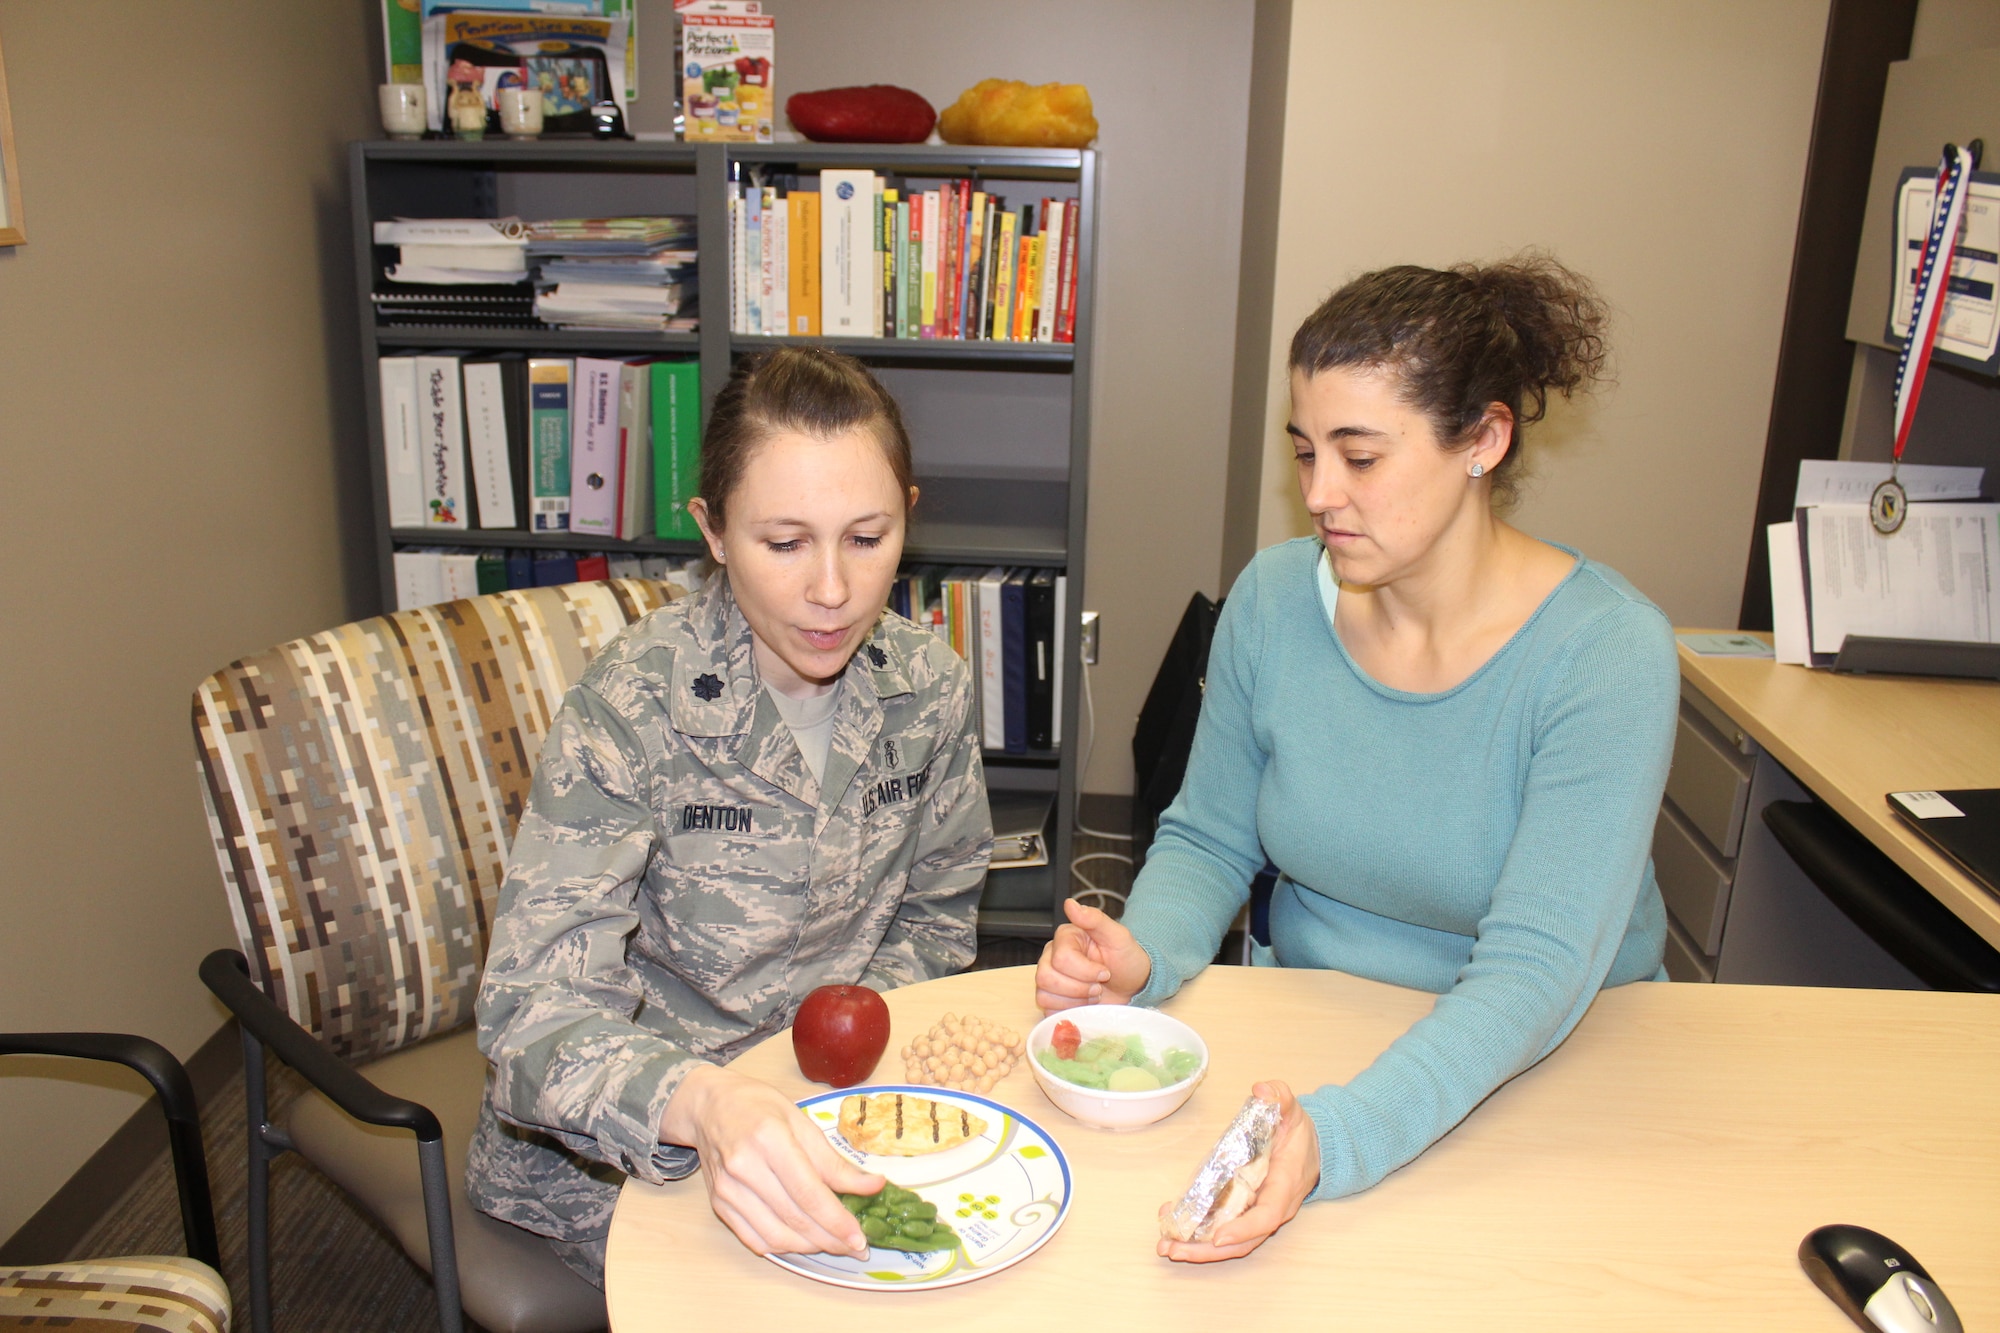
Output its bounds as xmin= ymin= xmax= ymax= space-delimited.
xmin=1653 ymin=800 xmax=1734 ymax=956
xmin=1664 ymin=695 xmax=1755 ymax=857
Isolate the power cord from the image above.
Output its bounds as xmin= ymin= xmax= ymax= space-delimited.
xmin=1069 ymin=656 xmax=1134 ymax=911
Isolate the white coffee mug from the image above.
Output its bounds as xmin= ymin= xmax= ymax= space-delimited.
xmin=378 ymin=83 xmax=426 ymax=140
xmin=497 ymin=87 xmax=545 ymax=139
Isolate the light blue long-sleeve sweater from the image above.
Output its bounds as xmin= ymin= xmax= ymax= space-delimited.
xmin=1121 ymin=537 xmax=1678 ymax=1202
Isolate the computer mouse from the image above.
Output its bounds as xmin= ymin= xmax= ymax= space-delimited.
xmin=1799 ymin=1224 xmax=1962 ymax=1333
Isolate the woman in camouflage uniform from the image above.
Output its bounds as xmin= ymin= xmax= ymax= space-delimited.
xmin=467 ymin=348 xmax=993 ymax=1287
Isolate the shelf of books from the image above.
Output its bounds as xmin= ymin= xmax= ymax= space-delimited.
xmin=386 ymin=328 xmax=704 ymax=353
xmin=384 ymin=522 xmax=1062 ymax=567
xmin=730 ymin=333 xmax=1074 ymax=365
xmin=353 ymin=139 xmax=1096 ymax=939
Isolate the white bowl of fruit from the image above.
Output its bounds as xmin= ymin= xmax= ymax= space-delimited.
xmin=1027 ymin=1004 xmax=1208 ymax=1130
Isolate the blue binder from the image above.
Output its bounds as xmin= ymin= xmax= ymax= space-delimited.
xmin=532 ymin=552 xmax=578 ymax=587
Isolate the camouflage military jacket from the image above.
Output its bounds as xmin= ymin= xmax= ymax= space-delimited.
xmin=467 ymin=573 xmax=991 ymax=1243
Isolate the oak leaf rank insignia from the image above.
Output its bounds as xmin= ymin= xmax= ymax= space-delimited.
xmin=691 ymin=672 xmax=724 ymax=701
xmin=866 ymin=645 xmax=888 ymax=668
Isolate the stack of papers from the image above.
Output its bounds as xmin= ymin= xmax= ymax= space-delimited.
xmin=525 ymin=216 xmax=697 ymax=255
xmin=534 ymin=284 xmax=695 ymax=330
xmin=539 ymin=254 xmax=697 ymax=285
xmin=1768 ymin=462 xmax=1996 ymax=665
xmin=526 ymin=217 xmax=698 ymax=330
xmin=375 ymin=217 xmax=529 ymax=285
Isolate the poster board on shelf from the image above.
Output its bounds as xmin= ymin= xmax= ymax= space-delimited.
xmin=419 ymin=10 xmax=631 ymax=134
xmin=402 ymin=2 xmax=637 ymax=102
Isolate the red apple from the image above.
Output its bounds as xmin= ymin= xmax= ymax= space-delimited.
xmin=792 ymin=984 xmax=892 ymax=1087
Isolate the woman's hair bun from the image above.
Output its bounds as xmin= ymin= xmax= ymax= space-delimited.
xmin=1287 ymin=252 xmax=1609 ymax=495
xmin=1458 ymin=255 xmax=1608 ymax=422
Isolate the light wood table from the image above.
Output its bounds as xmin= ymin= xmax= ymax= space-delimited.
xmin=607 ymin=966 xmax=1999 ymax=1331
xmin=1677 ymin=636 xmax=2000 ymax=950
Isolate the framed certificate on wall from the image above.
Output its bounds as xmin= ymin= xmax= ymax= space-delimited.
xmin=1885 ymin=163 xmax=2000 ymax=376
xmin=0 ymin=32 xmax=22 ymax=246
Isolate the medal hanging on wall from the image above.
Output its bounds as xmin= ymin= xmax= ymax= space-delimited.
xmin=1877 ymin=140 xmax=1980 ymax=534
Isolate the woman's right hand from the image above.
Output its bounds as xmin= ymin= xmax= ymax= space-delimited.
xmin=659 ymin=1063 xmax=885 ymax=1258
xmin=1035 ymin=897 xmax=1153 ymax=1012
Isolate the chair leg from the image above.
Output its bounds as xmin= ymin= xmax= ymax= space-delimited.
xmin=237 ymin=1022 xmax=464 ymax=1333
xmin=242 ymin=1030 xmax=277 ymax=1333
xmin=415 ymin=1137 xmax=466 ymax=1333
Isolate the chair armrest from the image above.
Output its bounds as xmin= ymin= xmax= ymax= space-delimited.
xmin=0 ymin=1031 xmax=221 ymax=1268
xmin=199 ymin=948 xmax=444 ymax=1142
xmin=0 ymin=1033 xmax=198 ymax=1125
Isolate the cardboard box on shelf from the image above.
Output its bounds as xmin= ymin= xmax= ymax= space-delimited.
xmin=675 ymin=0 xmax=774 ymax=143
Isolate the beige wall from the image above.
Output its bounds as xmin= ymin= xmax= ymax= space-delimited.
xmin=1910 ymin=0 xmax=2000 ymax=56
xmin=1245 ymin=0 xmax=1830 ymax=628
xmin=0 ymin=2 xmax=374 ymax=1243
xmin=633 ymin=0 xmax=1257 ymax=796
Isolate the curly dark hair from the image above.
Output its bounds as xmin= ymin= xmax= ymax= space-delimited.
xmin=1287 ymin=253 xmax=1609 ymax=498
xmin=698 ymin=346 xmax=916 ymax=531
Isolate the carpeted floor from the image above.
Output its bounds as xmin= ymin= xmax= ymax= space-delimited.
xmin=73 ymin=841 xmax=1134 ymax=1331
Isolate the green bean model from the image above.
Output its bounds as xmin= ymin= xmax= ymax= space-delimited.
xmin=838 ymin=1184 xmax=962 ymax=1253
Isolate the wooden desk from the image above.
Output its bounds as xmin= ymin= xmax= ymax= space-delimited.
xmin=606 ymin=966 xmax=1999 ymax=1331
xmin=1676 ymin=638 xmax=2000 ymax=951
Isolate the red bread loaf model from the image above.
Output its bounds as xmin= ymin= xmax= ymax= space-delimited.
xmin=786 ymin=85 xmax=937 ymax=143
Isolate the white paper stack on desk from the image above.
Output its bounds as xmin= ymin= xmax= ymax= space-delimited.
xmin=1768 ymin=462 xmax=1996 ymax=666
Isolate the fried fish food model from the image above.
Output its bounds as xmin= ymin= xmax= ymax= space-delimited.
xmin=839 ymin=1091 xmax=989 ymax=1156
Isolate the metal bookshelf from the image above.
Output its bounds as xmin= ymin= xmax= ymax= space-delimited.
xmin=351 ymin=138 xmax=1097 ymax=939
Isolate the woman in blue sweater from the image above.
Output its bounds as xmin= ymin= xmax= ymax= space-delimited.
xmin=1037 ymin=256 xmax=1679 ymax=1262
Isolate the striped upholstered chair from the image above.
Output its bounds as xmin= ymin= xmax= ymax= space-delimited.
xmin=193 ymin=579 xmax=682 ymax=1333
xmin=1 ymin=1034 xmax=227 ymax=1333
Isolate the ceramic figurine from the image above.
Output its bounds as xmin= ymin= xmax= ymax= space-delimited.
xmin=447 ymin=59 xmax=488 ymax=140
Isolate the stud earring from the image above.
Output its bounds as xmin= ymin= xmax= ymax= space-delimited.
xmin=1469 ymin=462 xmax=1486 ymax=478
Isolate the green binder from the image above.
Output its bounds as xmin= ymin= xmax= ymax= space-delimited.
xmin=651 ymin=361 xmax=702 ymax=540
xmin=475 ymin=551 xmax=508 ymax=594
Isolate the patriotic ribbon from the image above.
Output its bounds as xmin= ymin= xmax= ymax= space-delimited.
xmin=1890 ymin=143 xmax=1977 ymax=461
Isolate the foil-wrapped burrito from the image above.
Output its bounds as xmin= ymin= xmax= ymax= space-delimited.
xmin=1160 ymin=1095 xmax=1282 ymax=1242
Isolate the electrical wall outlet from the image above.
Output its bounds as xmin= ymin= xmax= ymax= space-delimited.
xmin=1080 ymin=611 xmax=1100 ymax=665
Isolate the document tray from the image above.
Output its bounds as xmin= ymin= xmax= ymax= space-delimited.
xmin=1831 ymin=635 xmax=2000 ymax=680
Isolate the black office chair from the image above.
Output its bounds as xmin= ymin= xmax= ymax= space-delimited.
xmin=0 ymin=1033 xmax=228 ymax=1332
xmin=1764 ymin=800 xmax=2000 ymax=991
xmin=1131 ymin=591 xmax=1222 ymax=866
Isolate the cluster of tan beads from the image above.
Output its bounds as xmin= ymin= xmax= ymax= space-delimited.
xmin=900 ymin=1013 xmax=1024 ymax=1093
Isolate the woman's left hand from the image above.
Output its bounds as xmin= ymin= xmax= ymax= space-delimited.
xmin=1157 ymin=1080 xmax=1321 ymax=1264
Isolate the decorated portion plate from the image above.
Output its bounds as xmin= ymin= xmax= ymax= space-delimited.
xmin=770 ymin=1084 xmax=1073 ymax=1290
